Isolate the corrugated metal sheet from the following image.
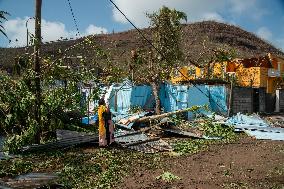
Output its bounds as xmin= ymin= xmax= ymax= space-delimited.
xmin=226 ymin=113 xmax=284 ymax=141
xmin=245 ymin=130 xmax=284 ymax=140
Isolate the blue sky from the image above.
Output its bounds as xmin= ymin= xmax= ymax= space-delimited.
xmin=0 ymin=0 xmax=284 ymax=51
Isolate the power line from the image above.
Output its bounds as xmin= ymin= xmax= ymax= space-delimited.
xmin=67 ymin=0 xmax=80 ymax=37
xmin=108 ymin=0 xmax=227 ymax=113
xmin=109 ymin=0 xmax=164 ymax=59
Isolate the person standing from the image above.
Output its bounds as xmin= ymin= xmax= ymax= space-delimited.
xmin=97 ymin=98 xmax=115 ymax=146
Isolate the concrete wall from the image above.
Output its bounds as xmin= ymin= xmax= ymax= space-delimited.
xmin=231 ymin=87 xmax=253 ymax=114
xmin=265 ymin=93 xmax=276 ymax=113
xmin=259 ymin=87 xmax=266 ymax=113
xmin=231 ymin=87 xmax=269 ymax=114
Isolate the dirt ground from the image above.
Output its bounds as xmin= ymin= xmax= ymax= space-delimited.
xmin=117 ymin=138 xmax=284 ymax=189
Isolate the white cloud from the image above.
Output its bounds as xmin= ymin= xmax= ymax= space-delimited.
xmin=111 ymin=0 xmax=269 ymax=27
xmin=111 ymin=0 xmax=228 ymax=27
xmin=86 ymin=25 xmax=108 ymax=35
xmin=3 ymin=17 xmax=107 ymax=47
xmin=201 ymin=12 xmax=224 ymax=22
xmin=256 ymin=27 xmax=272 ymax=40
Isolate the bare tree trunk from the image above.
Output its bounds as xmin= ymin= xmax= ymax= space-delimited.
xmin=151 ymin=82 xmax=161 ymax=115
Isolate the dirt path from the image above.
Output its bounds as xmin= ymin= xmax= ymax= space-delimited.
xmin=118 ymin=138 xmax=284 ymax=189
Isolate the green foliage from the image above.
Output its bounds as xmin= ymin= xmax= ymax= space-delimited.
xmin=174 ymin=114 xmax=238 ymax=155
xmin=1 ymin=33 xmax=122 ymax=152
xmin=156 ymin=171 xmax=181 ymax=182
xmin=174 ymin=139 xmax=209 ymax=155
xmin=147 ymin=6 xmax=187 ymax=69
xmin=169 ymin=105 xmax=208 ymax=125
xmin=129 ymin=6 xmax=187 ymax=114
xmin=170 ymin=113 xmax=186 ymax=125
xmin=135 ymin=6 xmax=187 ymax=82
xmin=0 ymin=50 xmax=100 ymax=152
xmin=0 ymin=75 xmax=37 ymax=133
xmin=200 ymin=118 xmax=236 ymax=140
xmin=131 ymin=6 xmax=186 ymax=84
xmin=59 ymin=154 xmax=102 ymax=188
xmin=0 ymin=159 xmax=33 ymax=177
xmin=0 ymin=147 xmax=152 ymax=188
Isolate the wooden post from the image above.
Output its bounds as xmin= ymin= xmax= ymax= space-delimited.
xmin=88 ymin=84 xmax=91 ymax=125
xmin=34 ymin=0 xmax=42 ymax=143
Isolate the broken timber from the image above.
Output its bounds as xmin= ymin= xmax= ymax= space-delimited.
xmin=115 ymin=131 xmax=172 ymax=153
xmin=135 ymin=107 xmax=201 ymax=123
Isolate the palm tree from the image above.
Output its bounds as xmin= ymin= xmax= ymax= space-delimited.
xmin=0 ymin=11 xmax=10 ymax=38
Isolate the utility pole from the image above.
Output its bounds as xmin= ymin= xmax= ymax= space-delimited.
xmin=34 ymin=0 xmax=42 ymax=143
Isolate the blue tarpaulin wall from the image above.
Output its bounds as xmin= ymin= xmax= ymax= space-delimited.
xmin=206 ymin=85 xmax=228 ymax=114
xmin=108 ymin=80 xmax=153 ymax=114
xmin=108 ymin=80 xmax=228 ymax=117
xmin=160 ymin=84 xmax=191 ymax=112
xmin=160 ymin=83 xmax=227 ymax=116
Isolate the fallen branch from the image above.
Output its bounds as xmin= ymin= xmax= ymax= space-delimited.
xmin=136 ymin=106 xmax=202 ymax=123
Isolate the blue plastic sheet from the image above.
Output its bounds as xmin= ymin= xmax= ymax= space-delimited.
xmin=81 ymin=114 xmax=98 ymax=125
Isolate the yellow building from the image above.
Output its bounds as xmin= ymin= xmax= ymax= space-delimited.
xmin=227 ymin=54 xmax=284 ymax=93
xmin=171 ymin=53 xmax=284 ymax=93
xmin=170 ymin=65 xmax=201 ymax=83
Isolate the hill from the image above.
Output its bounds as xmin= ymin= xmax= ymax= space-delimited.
xmin=0 ymin=21 xmax=283 ymax=71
